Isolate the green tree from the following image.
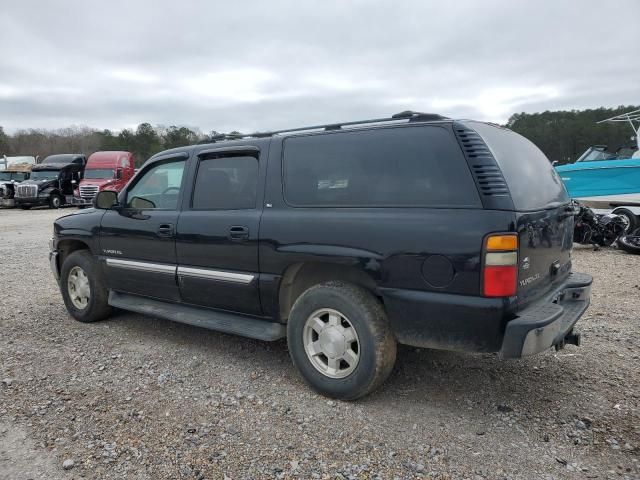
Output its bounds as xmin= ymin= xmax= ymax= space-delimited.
xmin=507 ymin=105 xmax=639 ymax=163
xmin=0 ymin=126 xmax=10 ymax=155
xmin=163 ymin=126 xmax=199 ymax=149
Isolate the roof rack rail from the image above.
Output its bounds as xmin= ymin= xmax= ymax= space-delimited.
xmin=202 ymin=111 xmax=448 ymax=142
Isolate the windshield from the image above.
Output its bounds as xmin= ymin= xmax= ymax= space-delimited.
xmin=30 ymin=170 xmax=59 ymax=181
xmin=84 ymin=168 xmax=115 ymax=179
xmin=0 ymin=172 xmax=27 ymax=181
xmin=576 ymin=146 xmax=638 ymax=162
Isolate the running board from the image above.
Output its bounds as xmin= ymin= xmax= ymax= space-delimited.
xmin=108 ymin=291 xmax=286 ymax=341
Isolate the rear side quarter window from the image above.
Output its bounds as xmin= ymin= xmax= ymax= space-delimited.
xmin=283 ymin=126 xmax=481 ymax=208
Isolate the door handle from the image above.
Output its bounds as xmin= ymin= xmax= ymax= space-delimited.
xmin=229 ymin=225 xmax=249 ymax=241
xmin=157 ymin=224 xmax=174 ymax=238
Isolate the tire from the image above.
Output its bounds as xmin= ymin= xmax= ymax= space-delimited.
xmin=612 ymin=208 xmax=638 ymax=234
xmin=49 ymin=195 xmax=62 ymax=209
xmin=287 ymin=281 xmax=396 ymax=400
xmin=617 ymin=229 xmax=640 ymax=255
xmin=20 ymin=205 xmax=31 ymax=210
xmin=60 ymin=250 xmax=112 ymax=323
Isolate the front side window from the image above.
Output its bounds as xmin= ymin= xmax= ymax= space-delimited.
xmin=192 ymin=156 xmax=258 ymax=210
xmin=283 ymin=126 xmax=481 ymax=207
xmin=126 ymin=160 xmax=186 ymax=209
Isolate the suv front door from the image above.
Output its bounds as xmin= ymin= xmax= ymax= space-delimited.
xmin=100 ymin=154 xmax=188 ymax=302
xmin=175 ymin=147 xmax=264 ymax=315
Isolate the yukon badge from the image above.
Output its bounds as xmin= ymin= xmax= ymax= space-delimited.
xmin=521 ymin=256 xmax=530 ymax=270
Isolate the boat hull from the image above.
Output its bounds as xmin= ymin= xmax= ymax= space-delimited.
xmin=555 ymin=158 xmax=640 ymax=198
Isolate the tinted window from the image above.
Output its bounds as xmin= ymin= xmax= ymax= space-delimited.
xmin=469 ymin=122 xmax=569 ymax=210
xmin=126 ymin=160 xmax=186 ymax=209
xmin=283 ymin=126 xmax=481 ymax=207
xmin=192 ymin=156 xmax=258 ymax=209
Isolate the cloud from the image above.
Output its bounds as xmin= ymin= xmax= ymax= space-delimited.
xmin=0 ymin=0 xmax=638 ymax=133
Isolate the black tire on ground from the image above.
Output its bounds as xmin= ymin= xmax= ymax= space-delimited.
xmin=49 ymin=194 xmax=63 ymax=209
xmin=287 ymin=281 xmax=397 ymax=400
xmin=612 ymin=208 xmax=638 ymax=234
xmin=20 ymin=205 xmax=31 ymax=210
xmin=60 ymin=250 xmax=112 ymax=323
xmin=617 ymin=230 xmax=640 ymax=255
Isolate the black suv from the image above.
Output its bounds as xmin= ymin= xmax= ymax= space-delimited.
xmin=49 ymin=112 xmax=592 ymax=399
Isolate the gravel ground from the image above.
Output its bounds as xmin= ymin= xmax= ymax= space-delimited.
xmin=0 ymin=207 xmax=638 ymax=480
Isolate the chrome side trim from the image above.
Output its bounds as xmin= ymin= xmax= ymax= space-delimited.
xmin=177 ymin=266 xmax=255 ymax=284
xmin=105 ymin=258 xmax=176 ymax=275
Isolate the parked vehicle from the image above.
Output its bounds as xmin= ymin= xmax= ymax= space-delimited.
xmin=571 ymin=201 xmax=626 ymax=248
xmin=49 ymin=112 xmax=592 ymax=399
xmin=15 ymin=154 xmax=86 ymax=209
xmin=555 ymin=109 xmax=640 ymax=232
xmin=1 ymin=155 xmax=37 ymax=171
xmin=0 ymin=156 xmax=36 ymax=208
xmin=73 ymin=151 xmax=136 ymax=207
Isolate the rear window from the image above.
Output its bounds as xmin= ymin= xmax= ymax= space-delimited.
xmin=469 ymin=122 xmax=569 ymax=210
xmin=283 ymin=126 xmax=481 ymax=208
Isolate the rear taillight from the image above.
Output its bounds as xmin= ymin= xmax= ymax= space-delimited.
xmin=483 ymin=234 xmax=518 ymax=297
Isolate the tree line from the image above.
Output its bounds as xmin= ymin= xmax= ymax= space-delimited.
xmin=0 ymin=123 xmax=233 ymax=167
xmin=1 ymin=105 xmax=638 ymax=166
xmin=507 ymin=105 xmax=639 ymax=163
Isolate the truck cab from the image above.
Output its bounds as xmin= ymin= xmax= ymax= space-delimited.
xmin=0 ymin=156 xmax=36 ymax=208
xmin=15 ymin=154 xmax=86 ymax=209
xmin=73 ymin=151 xmax=136 ymax=207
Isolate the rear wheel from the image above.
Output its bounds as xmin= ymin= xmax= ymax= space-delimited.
xmin=20 ymin=205 xmax=31 ymax=210
xmin=612 ymin=208 xmax=638 ymax=234
xmin=60 ymin=250 xmax=111 ymax=323
xmin=287 ymin=282 xmax=396 ymax=400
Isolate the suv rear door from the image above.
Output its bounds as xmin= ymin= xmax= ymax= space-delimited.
xmin=175 ymin=146 xmax=265 ymax=315
xmin=465 ymin=122 xmax=573 ymax=305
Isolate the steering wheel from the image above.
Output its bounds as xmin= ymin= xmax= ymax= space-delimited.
xmin=161 ymin=187 xmax=180 ymax=195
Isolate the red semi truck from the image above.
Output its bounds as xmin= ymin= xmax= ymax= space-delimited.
xmin=73 ymin=151 xmax=135 ymax=206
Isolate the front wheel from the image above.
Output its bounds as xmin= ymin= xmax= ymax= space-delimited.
xmin=287 ymin=282 xmax=396 ymax=400
xmin=20 ymin=205 xmax=31 ymax=210
xmin=49 ymin=194 xmax=63 ymax=209
xmin=60 ymin=250 xmax=112 ymax=322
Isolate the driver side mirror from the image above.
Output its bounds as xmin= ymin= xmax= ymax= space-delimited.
xmin=94 ymin=190 xmax=119 ymax=209
xmin=115 ymin=169 xmax=123 ymax=180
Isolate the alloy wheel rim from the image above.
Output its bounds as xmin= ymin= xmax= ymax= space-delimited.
xmin=303 ymin=308 xmax=360 ymax=379
xmin=67 ymin=266 xmax=90 ymax=309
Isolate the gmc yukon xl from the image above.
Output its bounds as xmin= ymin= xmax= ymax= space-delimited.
xmin=49 ymin=112 xmax=592 ymax=399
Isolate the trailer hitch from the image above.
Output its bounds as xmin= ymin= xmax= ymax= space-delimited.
xmin=555 ymin=330 xmax=581 ymax=351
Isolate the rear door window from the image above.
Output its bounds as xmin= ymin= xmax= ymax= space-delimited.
xmin=468 ymin=122 xmax=569 ymax=210
xmin=192 ymin=156 xmax=258 ymax=210
xmin=283 ymin=126 xmax=481 ymax=208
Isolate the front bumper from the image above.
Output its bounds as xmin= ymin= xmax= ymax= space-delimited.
xmin=500 ymin=272 xmax=592 ymax=359
xmin=49 ymin=238 xmax=60 ymax=281
xmin=15 ymin=197 xmax=48 ymax=207
xmin=72 ymin=196 xmax=93 ymax=206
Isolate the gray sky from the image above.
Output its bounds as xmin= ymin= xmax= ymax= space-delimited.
xmin=1 ymin=0 xmax=638 ymax=134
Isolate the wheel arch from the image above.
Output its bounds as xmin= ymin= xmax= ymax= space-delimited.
xmin=278 ymin=262 xmax=380 ymax=322
xmin=57 ymin=239 xmax=92 ymax=269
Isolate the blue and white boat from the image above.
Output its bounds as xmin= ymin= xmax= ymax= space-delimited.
xmin=555 ymin=109 xmax=640 ymax=208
